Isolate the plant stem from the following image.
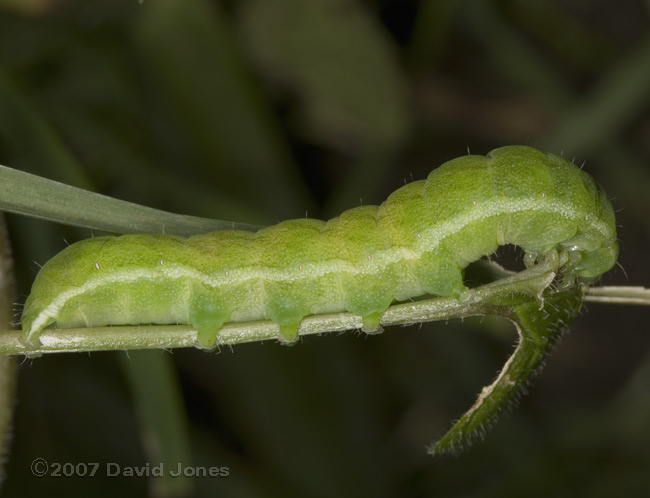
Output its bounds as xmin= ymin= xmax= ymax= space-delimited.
xmin=583 ymin=285 xmax=650 ymax=305
xmin=2 ymin=261 xmax=639 ymax=453
xmin=1 ymin=263 xmax=558 ymax=356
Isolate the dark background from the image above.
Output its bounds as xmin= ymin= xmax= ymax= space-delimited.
xmin=1 ymin=0 xmax=650 ymax=496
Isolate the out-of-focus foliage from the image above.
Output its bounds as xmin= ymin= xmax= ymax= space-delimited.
xmin=0 ymin=217 xmax=17 ymax=487
xmin=0 ymin=0 xmax=649 ymax=496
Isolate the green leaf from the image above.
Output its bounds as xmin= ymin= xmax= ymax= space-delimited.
xmin=0 ymin=163 xmax=262 ymax=236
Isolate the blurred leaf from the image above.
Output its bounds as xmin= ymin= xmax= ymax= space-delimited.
xmin=238 ymin=0 xmax=410 ymax=152
xmin=121 ymin=351 xmax=192 ymax=498
xmin=505 ymin=0 xmax=615 ymax=71
xmin=133 ymin=0 xmax=307 ymax=219
xmin=0 ymin=216 xmax=16 ymax=488
xmin=45 ymin=111 xmax=266 ymax=225
xmin=237 ymin=0 xmax=411 ymax=215
xmin=0 ymin=0 xmax=54 ymax=15
xmin=408 ymin=0 xmax=462 ymax=67
xmin=462 ymin=0 xmax=570 ymax=106
xmin=545 ymin=34 xmax=650 ymax=155
xmin=0 ymin=69 xmax=92 ymax=188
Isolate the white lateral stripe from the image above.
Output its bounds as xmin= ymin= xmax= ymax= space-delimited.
xmin=28 ymin=198 xmax=607 ymax=335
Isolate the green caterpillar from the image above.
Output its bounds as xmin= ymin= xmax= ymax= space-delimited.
xmin=21 ymin=146 xmax=618 ymax=348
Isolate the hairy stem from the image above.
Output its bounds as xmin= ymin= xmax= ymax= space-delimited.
xmin=0 ymin=262 xmax=557 ymax=356
xmin=429 ymin=284 xmax=583 ymax=454
xmin=0 ymin=260 xmax=623 ymax=453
